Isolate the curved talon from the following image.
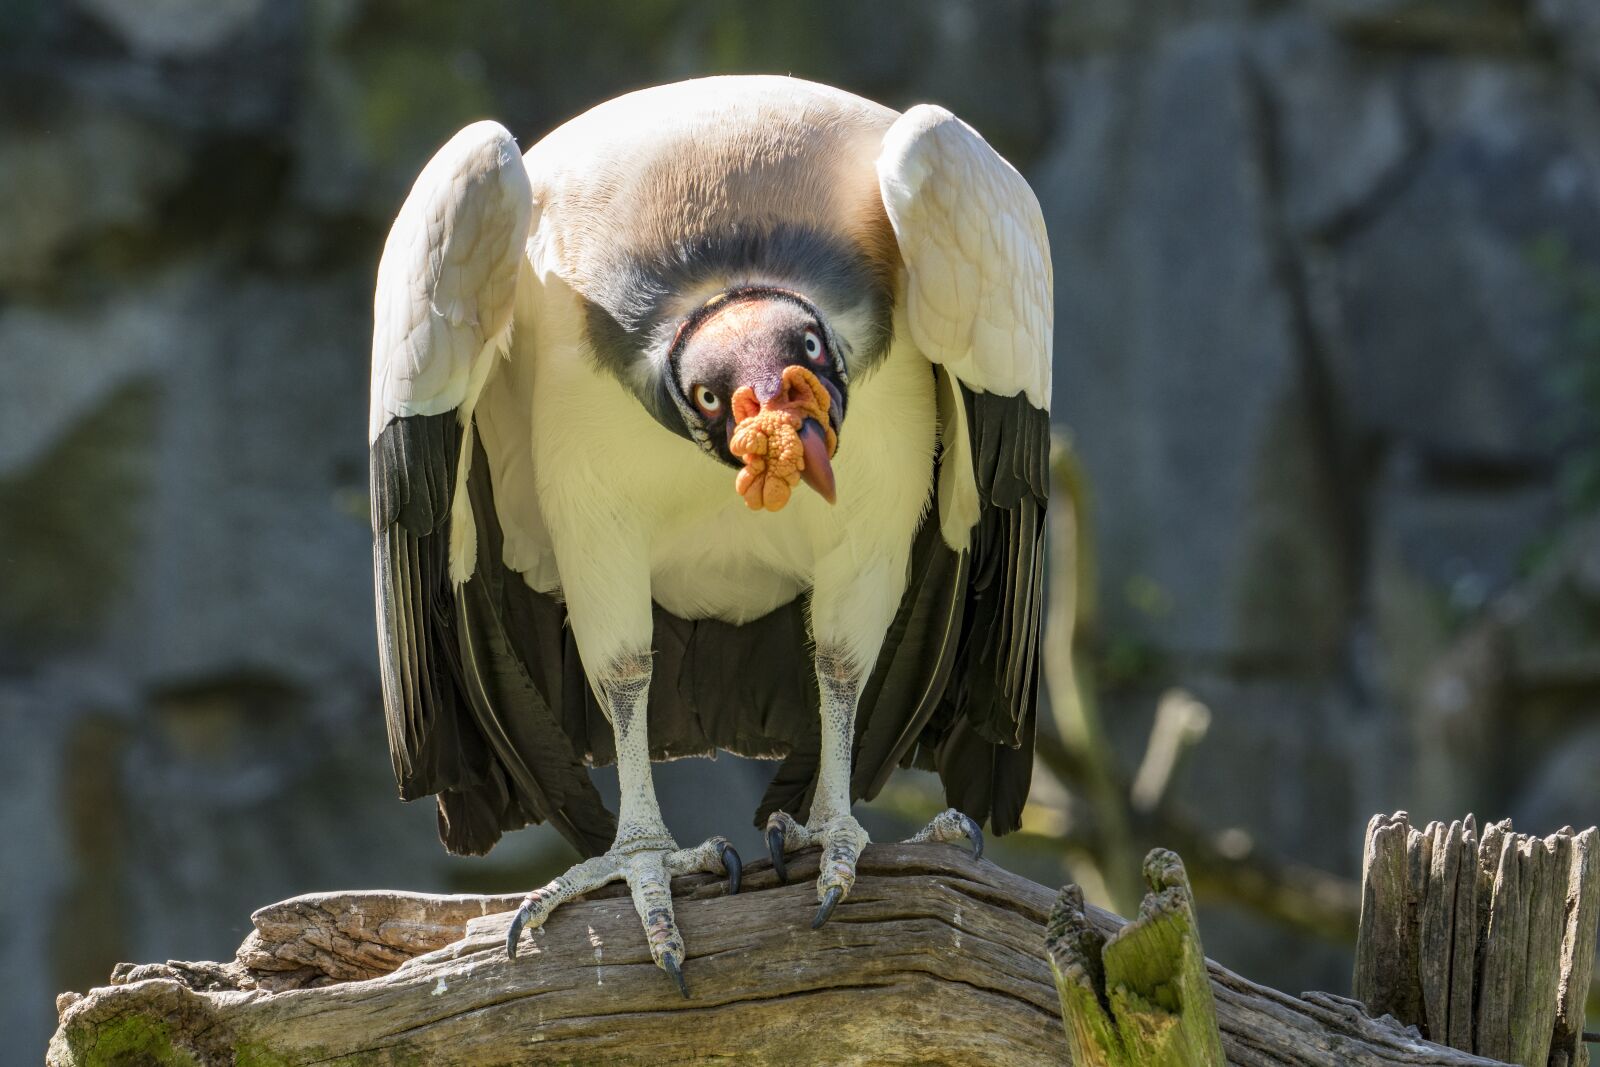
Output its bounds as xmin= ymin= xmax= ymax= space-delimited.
xmin=719 ymin=841 xmax=742 ymax=895
xmin=661 ymin=953 xmax=690 ymax=999
xmin=767 ymin=826 xmax=788 ymax=884
xmin=505 ymin=902 xmax=533 ymax=960
xmin=811 ymin=885 xmax=843 ymax=929
xmin=965 ymin=816 xmax=985 ymax=861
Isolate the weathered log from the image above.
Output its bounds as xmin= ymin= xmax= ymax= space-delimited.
xmin=1353 ymin=812 xmax=1600 ymax=1067
xmin=1046 ymin=849 xmax=1225 ymax=1065
xmin=50 ymin=844 xmax=1510 ymax=1066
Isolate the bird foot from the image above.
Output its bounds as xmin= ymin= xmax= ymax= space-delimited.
xmin=765 ymin=809 xmax=870 ymax=928
xmin=764 ymin=808 xmax=982 ymax=928
xmin=905 ymin=807 xmax=984 ymax=861
xmin=505 ymin=833 xmax=740 ymax=997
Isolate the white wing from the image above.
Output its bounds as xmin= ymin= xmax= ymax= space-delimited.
xmin=876 ymin=106 xmax=1052 ymax=765
xmin=876 ymin=104 xmax=1052 ymax=410
xmin=369 ymin=120 xmax=534 ymax=443
xmin=368 ymin=122 xmax=619 ymax=857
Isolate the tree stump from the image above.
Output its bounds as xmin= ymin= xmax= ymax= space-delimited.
xmin=1046 ymin=849 xmax=1225 ymax=1065
xmin=1353 ymin=812 xmax=1600 ymax=1067
xmin=51 ymin=844 xmax=1515 ymax=1066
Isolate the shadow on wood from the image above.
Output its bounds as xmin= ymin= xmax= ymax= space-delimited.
xmin=50 ymin=844 xmax=1513 ymax=1066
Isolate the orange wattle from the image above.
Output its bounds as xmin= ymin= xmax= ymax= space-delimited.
xmin=727 ymin=365 xmax=838 ymax=512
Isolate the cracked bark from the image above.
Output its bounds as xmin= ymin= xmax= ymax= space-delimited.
xmin=51 ymin=845 xmax=1514 ymax=1066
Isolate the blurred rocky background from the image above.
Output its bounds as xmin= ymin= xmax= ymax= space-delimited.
xmin=4 ymin=0 xmax=1599 ymax=1058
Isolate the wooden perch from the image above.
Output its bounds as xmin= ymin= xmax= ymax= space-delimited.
xmin=51 ymin=844 xmax=1514 ymax=1066
xmin=1047 ymin=849 xmax=1225 ymax=1065
xmin=1353 ymin=812 xmax=1600 ymax=1067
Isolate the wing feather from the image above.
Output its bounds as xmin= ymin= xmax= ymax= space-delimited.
xmin=369 ymin=121 xmax=533 ymax=442
xmin=370 ymin=123 xmax=614 ymax=858
xmin=877 ymin=104 xmax=1051 ymax=408
xmin=877 ymin=108 xmax=1052 ymax=833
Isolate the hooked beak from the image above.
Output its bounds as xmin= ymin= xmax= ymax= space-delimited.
xmin=799 ymin=418 xmax=836 ymax=505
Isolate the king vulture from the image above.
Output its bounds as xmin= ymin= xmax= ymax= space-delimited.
xmin=369 ymin=75 xmax=1051 ymax=994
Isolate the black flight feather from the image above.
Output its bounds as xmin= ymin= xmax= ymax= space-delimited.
xmin=372 ymin=414 xmax=614 ymax=857
xmin=896 ymin=388 xmax=1049 ymax=834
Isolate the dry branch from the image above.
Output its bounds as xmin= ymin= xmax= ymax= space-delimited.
xmin=51 ymin=845 xmax=1511 ymax=1067
xmin=1034 ymin=729 xmax=1361 ymax=944
xmin=1038 ymin=439 xmax=1360 ymax=943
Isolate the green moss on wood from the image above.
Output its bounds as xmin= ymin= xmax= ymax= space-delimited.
xmin=1046 ymin=850 xmax=1225 ymax=1067
xmin=70 ymin=1014 xmax=199 ymax=1067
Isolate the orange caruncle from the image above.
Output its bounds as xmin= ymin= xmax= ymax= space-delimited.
xmin=727 ymin=365 xmax=838 ymax=512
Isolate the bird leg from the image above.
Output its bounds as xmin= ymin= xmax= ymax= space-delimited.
xmin=505 ymin=652 xmax=740 ymax=996
xmin=764 ymin=647 xmax=871 ymax=928
xmin=766 ymin=649 xmax=985 ymax=928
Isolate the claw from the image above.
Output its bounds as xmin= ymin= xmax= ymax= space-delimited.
xmin=910 ymin=809 xmax=985 ymax=862
xmin=719 ymin=841 xmax=742 ymax=895
xmin=661 ymin=953 xmax=690 ymax=999
xmin=505 ymin=901 xmax=533 ymax=960
xmin=768 ymin=825 xmax=788 ymax=884
xmin=812 ymin=885 xmax=843 ymax=929
xmin=965 ymin=815 xmax=985 ymax=861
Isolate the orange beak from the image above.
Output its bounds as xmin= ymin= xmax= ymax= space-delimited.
xmin=728 ymin=365 xmax=839 ymax=512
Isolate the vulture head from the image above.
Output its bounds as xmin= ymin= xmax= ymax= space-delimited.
xmin=666 ymin=286 xmax=848 ymax=511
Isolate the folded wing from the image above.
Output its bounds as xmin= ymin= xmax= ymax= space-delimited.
xmin=870 ymin=105 xmax=1054 ymax=834
xmin=369 ymin=122 xmax=614 ymax=857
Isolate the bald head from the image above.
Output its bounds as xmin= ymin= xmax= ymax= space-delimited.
xmin=668 ymin=289 xmax=848 ymax=475
xmin=679 ymin=295 xmax=823 ymax=402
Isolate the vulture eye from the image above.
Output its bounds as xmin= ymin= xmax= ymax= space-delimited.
xmin=803 ymin=329 xmax=826 ymax=364
xmin=691 ymin=384 xmax=723 ymax=417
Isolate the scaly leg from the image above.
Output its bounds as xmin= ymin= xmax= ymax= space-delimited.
xmin=505 ymin=652 xmax=740 ymax=996
xmin=764 ymin=647 xmax=983 ymax=928
xmin=765 ymin=647 xmax=872 ymax=927
xmin=763 ymin=544 xmax=981 ymax=927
